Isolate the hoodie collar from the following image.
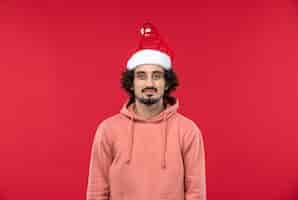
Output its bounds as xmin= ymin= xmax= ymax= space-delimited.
xmin=120 ymin=99 xmax=179 ymax=169
xmin=120 ymin=99 xmax=179 ymax=122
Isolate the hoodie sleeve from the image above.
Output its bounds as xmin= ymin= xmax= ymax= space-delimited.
xmin=87 ymin=123 xmax=113 ymax=200
xmin=183 ymin=123 xmax=207 ymax=200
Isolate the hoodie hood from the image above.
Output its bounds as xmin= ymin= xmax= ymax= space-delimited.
xmin=120 ymin=99 xmax=179 ymax=169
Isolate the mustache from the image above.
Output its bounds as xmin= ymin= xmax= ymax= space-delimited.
xmin=142 ymin=87 xmax=157 ymax=92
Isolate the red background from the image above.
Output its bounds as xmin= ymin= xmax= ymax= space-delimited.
xmin=1 ymin=0 xmax=298 ymax=199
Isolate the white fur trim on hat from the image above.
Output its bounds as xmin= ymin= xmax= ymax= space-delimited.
xmin=126 ymin=49 xmax=171 ymax=70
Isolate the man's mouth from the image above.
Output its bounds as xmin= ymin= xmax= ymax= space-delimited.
xmin=143 ymin=89 xmax=156 ymax=94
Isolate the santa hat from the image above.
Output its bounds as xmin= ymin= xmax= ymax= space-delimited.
xmin=126 ymin=22 xmax=173 ymax=71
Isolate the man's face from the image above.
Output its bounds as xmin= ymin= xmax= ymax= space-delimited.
xmin=132 ymin=64 xmax=167 ymax=106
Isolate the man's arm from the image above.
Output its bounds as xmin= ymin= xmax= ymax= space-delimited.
xmin=87 ymin=123 xmax=113 ymax=200
xmin=183 ymin=123 xmax=207 ymax=200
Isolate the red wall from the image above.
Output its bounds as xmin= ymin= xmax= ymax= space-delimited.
xmin=1 ymin=0 xmax=298 ymax=199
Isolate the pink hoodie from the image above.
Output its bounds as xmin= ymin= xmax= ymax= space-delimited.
xmin=87 ymin=99 xmax=207 ymax=200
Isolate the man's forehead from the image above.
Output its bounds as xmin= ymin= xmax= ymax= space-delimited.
xmin=134 ymin=64 xmax=164 ymax=73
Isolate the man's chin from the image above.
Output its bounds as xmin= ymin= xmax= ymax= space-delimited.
xmin=136 ymin=96 xmax=161 ymax=105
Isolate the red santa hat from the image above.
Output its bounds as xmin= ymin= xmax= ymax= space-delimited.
xmin=126 ymin=22 xmax=173 ymax=71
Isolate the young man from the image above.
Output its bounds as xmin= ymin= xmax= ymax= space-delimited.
xmin=87 ymin=22 xmax=207 ymax=200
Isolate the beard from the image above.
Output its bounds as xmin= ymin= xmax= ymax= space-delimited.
xmin=135 ymin=95 xmax=162 ymax=106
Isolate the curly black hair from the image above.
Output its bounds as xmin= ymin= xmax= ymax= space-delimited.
xmin=120 ymin=68 xmax=179 ymax=106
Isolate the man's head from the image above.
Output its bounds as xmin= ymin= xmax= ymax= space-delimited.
xmin=121 ymin=22 xmax=178 ymax=106
xmin=121 ymin=64 xmax=179 ymax=106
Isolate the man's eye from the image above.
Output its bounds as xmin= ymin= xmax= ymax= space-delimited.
xmin=136 ymin=74 xmax=146 ymax=79
xmin=153 ymin=73 xmax=163 ymax=80
xmin=153 ymin=75 xmax=160 ymax=79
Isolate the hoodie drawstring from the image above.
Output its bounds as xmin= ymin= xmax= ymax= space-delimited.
xmin=126 ymin=113 xmax=168 ymax=170
xmin=161 ymin=114 xmax=168 ymax=169
xmin=126 ymin=114 xmax=135 ymax=164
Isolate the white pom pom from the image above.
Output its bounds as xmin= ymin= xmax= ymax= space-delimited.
xmin=145 ymin=28 xmax=151 ymax=33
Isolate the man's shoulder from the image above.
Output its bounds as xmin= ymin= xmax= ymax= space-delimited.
xmin=174 ymin=112 xmax=202 ymax=135
xmin=95 ymin=113 xmax=124 ymax=129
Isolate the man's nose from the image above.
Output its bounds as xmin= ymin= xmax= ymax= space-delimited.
xmin=145 ymin=77 xmax=154 ymax=86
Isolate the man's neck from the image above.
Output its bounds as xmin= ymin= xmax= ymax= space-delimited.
xmin=133 ymin=100 xmax=165 ymax=119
